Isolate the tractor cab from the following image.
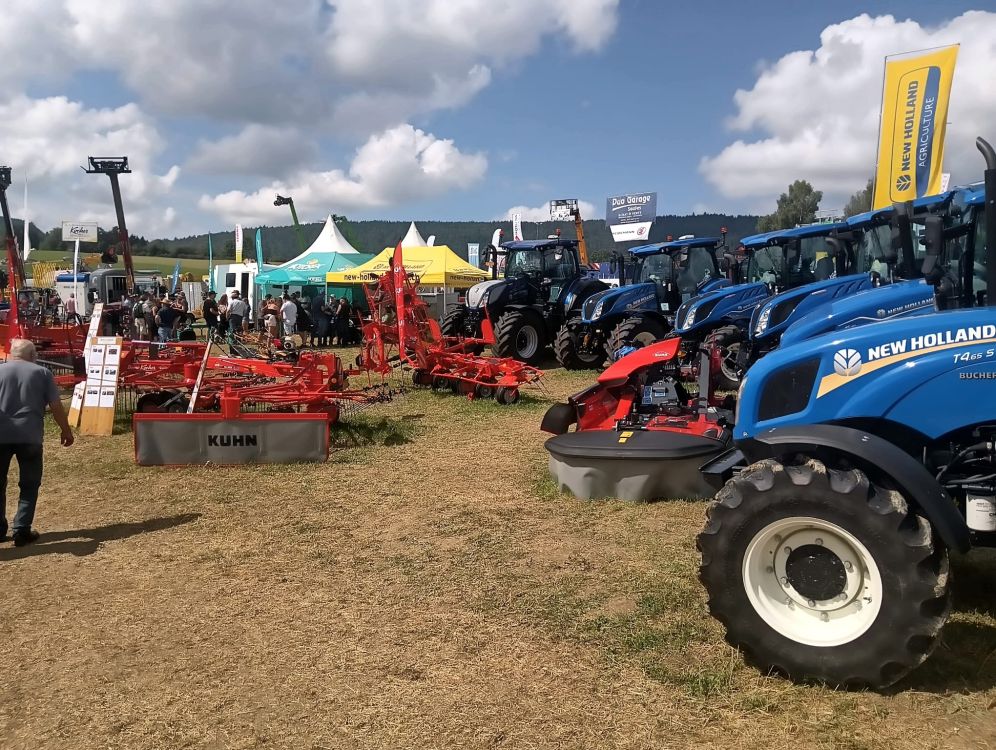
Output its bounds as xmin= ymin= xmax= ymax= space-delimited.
xmin=501 ymin=238 xmax=581 ymax=305
xmin=741 ymin=222 xmax=849 ymax=292
xmin=625 ymin=236 xmax=726 ymax=313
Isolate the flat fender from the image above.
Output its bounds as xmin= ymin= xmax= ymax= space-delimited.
xmin=739 ymin=424 xmax=970 ymax=553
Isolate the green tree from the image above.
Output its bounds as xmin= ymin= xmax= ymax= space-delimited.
xmin=843 ymin=179 xmax=874 ymax=217
xmin=757 ymin=180 xmax=823 ymax=232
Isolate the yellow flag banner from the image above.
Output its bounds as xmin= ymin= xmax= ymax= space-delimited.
xmin=873 ymin=45 xmax=958 ymax=210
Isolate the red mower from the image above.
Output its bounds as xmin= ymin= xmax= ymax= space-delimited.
xmin=540 ymin=337 xmax=734 ymax=500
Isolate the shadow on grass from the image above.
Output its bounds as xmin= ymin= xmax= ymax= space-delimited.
xmin=0 ymin=512 xmax=201 ymax=560
xmin=892 ymin=619 xmax=996 ymax=694
xmin=333 ymin=416 xmax=419 ymax=448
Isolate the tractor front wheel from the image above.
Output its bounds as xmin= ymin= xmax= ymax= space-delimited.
xmin=606 ymin=316 xmax=668 ymax=360
xmin=493 ymin=311 xmax=545 ymax=364
xmin=704 ymin=324 xmax=743 ymax=390
xmin=553 ymin=322 xmax=605 ymax=370
xmin=697 ymin=458 xmax=950 ymax=689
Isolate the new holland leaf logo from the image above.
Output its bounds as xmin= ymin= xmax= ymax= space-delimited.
xmin=895 ymin=174 xmax=911 ymax=192
xmin=833 ymin=348 xmax=863 ymax=377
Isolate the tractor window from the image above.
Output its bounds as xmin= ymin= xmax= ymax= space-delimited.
xmin=505 ymin=249 xmax=542 ymax=277
xmin=543 ymin=248 xmax=576 ymax=281
xmin=854 ymin=224 xmax=891 ymax=275
xmin=636 ymin=254 xmax=672 ymax=284
xmin=971 ymin=208 xmax=987 ymax=300
xmin=677 ymin=247 xmax=717 ymax=294
xmin=746 ymin=247 xmax=783 ymax=285
xmin=794 ymin=237 xmax=835 ymax=284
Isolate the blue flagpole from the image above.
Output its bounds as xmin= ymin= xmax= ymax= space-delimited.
xmin=255 ymin=227 xmax=263 ymax=268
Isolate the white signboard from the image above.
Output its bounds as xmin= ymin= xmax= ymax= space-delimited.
xmin=61 ymin=221 xmax=99 ymax=243
xmin=467 ymin=243 xmax=480 ymax=267
xmin=940 ymin=173 xmax=951 ymax=193
xmin=550 ymin=199 xmax=578 ymax=221
xmin=512 ymin=213 xmax=523 ymax=241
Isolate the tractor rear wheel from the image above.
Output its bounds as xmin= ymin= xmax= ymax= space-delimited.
xmin=493 ymin=310 xmax=544 ymax=365
xmin=553 ymin=322 xmax=605 ymax=370
xmin=697 ymin=458 xmax=950 ymax=689
xmin=606 ymin=316 xmax=668 ymax=360
xmin=441 ymin=305 xmax=484 ymax=353
xmin=704 ymin=324 xmax=743 ymax=390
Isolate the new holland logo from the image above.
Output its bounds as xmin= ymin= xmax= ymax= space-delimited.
xmin=833 ymin=348 xmax=862 ymax=376
xmin=895 ymin=174 xmax=911 ymax=192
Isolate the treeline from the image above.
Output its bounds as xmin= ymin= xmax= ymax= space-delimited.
xmin=11 ymin=213 xmax=760 ymax=264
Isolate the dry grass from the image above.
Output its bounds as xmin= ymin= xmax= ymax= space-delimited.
xmin=1 ymin=356 xmax=995 ymax=749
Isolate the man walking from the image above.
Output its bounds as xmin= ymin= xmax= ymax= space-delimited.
xmin=227 ymin=290 xmax=248 ymax=334
xmin=202 ymin=291 xmax=219 ymax=336
xmin=0 ymin=339 xmax=75 ymax=547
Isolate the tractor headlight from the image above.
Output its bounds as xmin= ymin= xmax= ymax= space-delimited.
xmin=592 ymin=299 xmax=605 ymax=319
xmin=754 ymin=305 xmax=772 ymax=335
xmin=565 ymin=291 xmax=576 ymax=309
xmin=474 ymin=287 xmax=490 ymax=308
xmin=680 ymin=301 xmax=700 ymax=329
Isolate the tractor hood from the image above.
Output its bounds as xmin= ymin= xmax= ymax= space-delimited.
xmin=750 ymin=275 xmax=876 ymax=343
xmin=580 ymin=283 xmax=658 ymax=323
xmin=779 ymin=278 xmax=937 ymax=348
xmin=674 ymin=282 xmax=770 ymax=337
xmin=467 ymin=279 xmax=506 ymax=308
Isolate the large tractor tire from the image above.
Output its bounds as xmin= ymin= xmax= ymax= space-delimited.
xmin=553 ymin=323 xmax=605 ymax=370
xmin=441 ymin=305 xmax=484 ymax=354
xmin=493 ymin=310 xmax=545 ymax=364
xmin=703 ymin=324 xmax=743 ymax=391
xmin=697 ymin=458 xmax=950 ymax=689
xmin=606 ymin=316 xmax=669 ymax=360
xmin=440 ymin=306 xmax=469 ymax=337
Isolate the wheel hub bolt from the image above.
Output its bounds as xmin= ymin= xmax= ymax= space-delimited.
xmin=844 ymin=561 xmax=854 ymax=572
xmin=780 ymin=576 xmax=789 ymax=586
xmin=807 ymin=599 xmax=816 ymax=607
xmin=783 ymin=546 xmax=792 ymax=554
xmin=815 ymin=538 xmax=823 ymax=546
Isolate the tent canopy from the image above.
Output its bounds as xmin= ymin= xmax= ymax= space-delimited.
xmin=400 ymin=221 xmax=427 ymax=248
xmin=326 ymin=245 xmax=488 ymax=287
xmin=255 ymin=214 xmax=372 ymax=285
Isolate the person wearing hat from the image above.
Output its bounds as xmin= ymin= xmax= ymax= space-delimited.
xmin=227 ymin=290 xmax=248 ymax=333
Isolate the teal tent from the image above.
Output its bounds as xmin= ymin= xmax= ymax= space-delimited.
xmin=254 ymin=214 xmax=373 ymax=301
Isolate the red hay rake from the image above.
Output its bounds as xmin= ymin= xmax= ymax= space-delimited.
xmin=356 ymin=243 xmax=542 ymax=404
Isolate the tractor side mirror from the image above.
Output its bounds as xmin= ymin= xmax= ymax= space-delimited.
xmin=889 ymin=200 xmax=914 ymax=270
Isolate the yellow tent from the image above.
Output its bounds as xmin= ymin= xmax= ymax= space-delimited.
xmin=325 ymin=245 xmax=488 ymax=287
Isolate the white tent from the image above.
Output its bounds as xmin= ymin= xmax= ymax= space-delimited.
xmin=305 ymin=213 xmax=361 ymax=255
xmin=400 ymin=221 xmax=427 ymax=248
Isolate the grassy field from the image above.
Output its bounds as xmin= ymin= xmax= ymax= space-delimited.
xmin=1 ymin=357 xmax=995 ymax=749
xmin=27 ymin=249 xmax=210 ymax=278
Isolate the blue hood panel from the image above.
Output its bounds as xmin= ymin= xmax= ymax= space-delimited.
xmin=675 ymin=282 xmax=770 ymax=336
xmin=581 ymin=283 xmax=658 ymax=323
xmin=779 ymin=279 xmax=936 ymax=348
xmin=751 ymin=275 xmax=875 ymax=343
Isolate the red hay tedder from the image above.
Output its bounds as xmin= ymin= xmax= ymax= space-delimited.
xmin=356 ymin=243 xmax=542 ymax=404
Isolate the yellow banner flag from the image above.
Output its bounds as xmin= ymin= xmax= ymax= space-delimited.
xmin=873 ymin=45 xmax=959 ymax=210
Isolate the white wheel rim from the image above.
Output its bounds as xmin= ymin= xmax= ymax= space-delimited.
xmin=721 ymin=343 xmax=740 ymax=382
xmin=517 ymin=326 xmax=539 ymax=358
xmin=633 ymin=330 xmax=658 ymax=346
xmin=742 ymin=516 xmax=883 ymax=647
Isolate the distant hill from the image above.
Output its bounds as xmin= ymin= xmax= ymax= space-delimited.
xmin=10 ymin=214 xmax=760 ymax=266
xmin=138 ymin=214 xmax=760 ymax=264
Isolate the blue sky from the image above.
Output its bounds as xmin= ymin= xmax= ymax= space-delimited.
xmin=4 ymin=1 xmax=995 ymax=238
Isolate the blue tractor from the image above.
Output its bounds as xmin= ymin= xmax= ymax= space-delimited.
xmin=669 ymin=221 xmax=853 ymax=389
xmin=697 ymin=138 xmax=996 ymax=688
xmin=553 ymin=236 xmax=728 ymax=369
xmin=739 ymin=189 xmax=962 ymax=372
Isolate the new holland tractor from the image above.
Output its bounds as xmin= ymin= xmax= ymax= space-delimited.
xmin=696 ymin=137 xmax=995 ymax=689
xmin=737 ymin=189 xmax=962 ymax=372
xmin=441 ymin=237 xmax=608 ymax=364
xmin=552 ymin=236 xmax=729 ymax=369
xmin=667 ymin=221 xmax=854 ymax=389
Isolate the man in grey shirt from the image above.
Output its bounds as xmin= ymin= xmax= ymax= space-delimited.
xmin=0 ymin=339 xmax=75 ymax=547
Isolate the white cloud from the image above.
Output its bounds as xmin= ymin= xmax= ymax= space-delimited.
xmin=502 ymin=200 xmax=597 ymax=222
xmin=199 ymin=124 xmax=487 ymax=225
xmin=0 ymin=95 xmax=180 ymax=236
xmin=187 ymin=125 xmax=319 ymax=177
xmin=700 ymin=11 xmax=996 ymax=209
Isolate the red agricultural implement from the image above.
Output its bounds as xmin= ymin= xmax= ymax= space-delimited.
xmin=357 ymin=243 xmax=542 ymax=404
xmin=118 ymin=341 xmax=389 ymax=423
xmin=0 ymin=165 xmax=88 ymax=382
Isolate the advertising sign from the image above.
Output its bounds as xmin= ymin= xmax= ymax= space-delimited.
xmin=606 ymin=192 xmax=657 ymax=242
xmin=468 ymin=243 xmax=480 ymax=267
xmin=549 ymin=199 xmax=578 ymax=221
xmin=234 ymin=223 xmax=244 ymax=263
xmin=873 ymin=45 xmax=959 ymax=209
xmin=512 ymin=213 xmax=523 ymax=241
xmin=61 ymin=221 xmax=98 ymax=243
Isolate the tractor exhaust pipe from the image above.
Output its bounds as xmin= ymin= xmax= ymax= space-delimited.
xmin=977 ymin=137 xmax=996 ymax=306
